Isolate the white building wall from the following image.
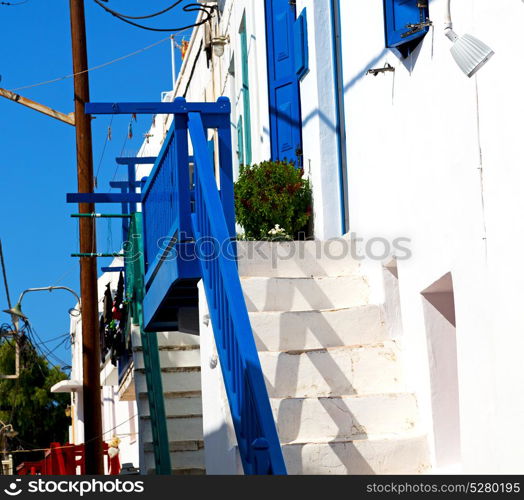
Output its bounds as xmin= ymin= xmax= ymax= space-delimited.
xmin=338 ymin=0 xmax=524 ymax=473
xmin=99 ymin=0 xmax=524 ymax=474
xmin=297 ymin=0 xmax=344 ymax=238
xmin=69 ymin=260 xmax=140 ymax=471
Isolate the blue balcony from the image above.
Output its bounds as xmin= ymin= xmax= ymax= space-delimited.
xmin=138 ymin=98 xmax=235 ymax=331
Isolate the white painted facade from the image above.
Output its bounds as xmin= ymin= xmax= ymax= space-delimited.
xmin=60 ymin=0 xmax=524 ymax=475
xmin=177 ymin=0 xmax=524 ymax=474
xmin=60 ymin=261 xmax=140 ymax=472
xmin=338 ymin=0 xmax=524 ymax=474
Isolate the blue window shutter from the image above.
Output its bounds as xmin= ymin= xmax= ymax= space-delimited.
xmin=294 ymin=8 xmax=309 ymax=80
xmin=383 ymin=0 xmax=429 ymax=48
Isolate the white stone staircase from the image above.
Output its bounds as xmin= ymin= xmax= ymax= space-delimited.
xmin=199 ymin=240 xmax=430 ymax=474
xmin=132 ymin=328 xmax=206 ymax=475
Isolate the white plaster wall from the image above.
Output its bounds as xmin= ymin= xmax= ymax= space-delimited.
xmin=297 ymin=0 xmax=344 ymax=238
xmin=338 ymin=0 xmax=524 ymax=473
xmin=218 ymin=0 xmax=272 ymax=167
xmin=69 ymin=259 xmax=139 ymax=470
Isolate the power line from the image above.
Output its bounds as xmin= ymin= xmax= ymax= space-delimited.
xmin=94 ymin=0 xmax=184 ymax=20
xmin=25 ymin=324 xmax=69 ymax=368
xmin=11 ymin=413 xmax=139 ymax=453
xmin=95 ymin=115 xmax=114 ymax=184
xmin=0 ymin=239 xmax=12 ymax=310
xmin=11 ymin=35 xmax=175 ymax=92
xmin=30 ymin=332 xmax=70 ymax=348
xmin=93 ymin=0 xmax=214 ymax=32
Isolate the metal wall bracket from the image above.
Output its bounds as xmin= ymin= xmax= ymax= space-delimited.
xmin=401 ymin=19 xmax=433 ymax=39
xmin=367 ymin=63 xmax=395 ymax=76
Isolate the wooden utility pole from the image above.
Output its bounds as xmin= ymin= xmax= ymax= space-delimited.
xmin=69 ymin=0 xmax=104 ymax=474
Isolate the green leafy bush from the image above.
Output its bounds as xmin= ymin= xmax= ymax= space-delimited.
xmin=235 ymin=160 xmax=312 ymax=240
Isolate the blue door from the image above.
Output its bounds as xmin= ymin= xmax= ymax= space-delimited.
xmin=265 ymin=0 xmax=303 ymax=165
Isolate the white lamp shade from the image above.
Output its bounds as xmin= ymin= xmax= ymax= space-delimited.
xmin=450 ymin=33 xmax=494 ymax=78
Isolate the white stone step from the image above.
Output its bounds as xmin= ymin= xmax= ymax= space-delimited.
xmin=250 ymin=305 xmax=387 ymax=352
xmin=282 ymin=433 xmax=430 ymax=474
xmin=143 ymin=447 xmax=205 ymax=474
xmin=141 ymin=415 xmax=203 ymax=443
xmin=241 ymin=276 xmax=369 ymax=312
xmin=259 ymin=342 xmax=403 ymax=398
xmin=131 ymin=329 xmax=201 ymax=349
xmin=237 ymin=240 xmax=359 ymax=278
xmin=133 ymin=347 xmax=201 ymax=370
xmin=134 ymin=369 xmax=201 ymax=394
xmin=271 ymin=393 xmax=419 ymax=444
xmin=138 ymin=394 xmax=203 ymax=418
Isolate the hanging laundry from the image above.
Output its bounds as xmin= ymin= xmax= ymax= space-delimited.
xmin=128 ymin=121 xmax=133 ymax=139
xmin=181 ymin=40 xmax=190 ymax=59
xmin=112 ymin=271 xmax=125 ymax=321
xmin=103 ymin=283 xmax=113 ymax=324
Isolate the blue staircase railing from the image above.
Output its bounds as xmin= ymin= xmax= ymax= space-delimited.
xmin=84 ymin=97 xmax=287 ymax=475
xmin=187 ymin=109 xmax=287 ymax=474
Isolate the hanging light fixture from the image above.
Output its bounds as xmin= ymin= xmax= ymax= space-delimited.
xmin=444 ymin=0 xmax=494 ymax=77
xmin=211 ymin=34 xmax=229 ymax=58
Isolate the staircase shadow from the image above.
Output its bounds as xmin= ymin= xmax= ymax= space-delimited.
xmin=242 ymin=243 xmax=395 ymax=473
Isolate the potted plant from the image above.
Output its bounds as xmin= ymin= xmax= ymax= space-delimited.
xmin=234 ymin=160 xmax=312 ymax=241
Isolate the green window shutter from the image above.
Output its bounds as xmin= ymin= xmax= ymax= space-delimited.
xmin=237 ymin=115 xmax=245 ymax=166
xmin=240 ymin=18 xmax=252 ymax=165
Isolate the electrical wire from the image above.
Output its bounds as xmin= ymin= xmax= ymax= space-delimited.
xmin=25 ymin=332 xmax=69 ymax=346
xmin=93 ymin=0 xmax=184 ymax=20
xmin=93 ymin=0 xmax=214 ymax=33
xmin=0 ymin=239 xmax=13 ymax=310
xmin=107 ymin=123 xmax=131 ymax=193
xmin=10 ymin=414 xmax=139 ymax=453
xmin=1 ymin=330 xmax=69 ymax=439
xmin=95 ymin=115 xmax=115 ymax=183
xmin=11 ymin=36 xmax=173 ymax=92
xmin=21 ymin=327 xmax=60 ymax=374
xmin=25 ymin=323 xmax=70 ymax=368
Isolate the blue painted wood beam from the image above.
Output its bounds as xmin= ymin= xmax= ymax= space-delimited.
xmin=85 ymin=98 xmax=231 ymax=116
xmin=101 ymin=266 xmax=125 ymax=273
xmin=116 ymin=156 xmax=157 ymax=165
xmin=109 ymin=181 xmax=143 ymax=189
xmin=66 ymin=193 xmax=142 ymax=204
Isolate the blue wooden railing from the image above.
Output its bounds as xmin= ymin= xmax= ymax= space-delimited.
xmin=187 ymin=108 xmax=287 ymax=474
xmin=85 ymin=97 xmax=287 ymax=475
xmin=141 ymin=123 xmax=192 ymax=277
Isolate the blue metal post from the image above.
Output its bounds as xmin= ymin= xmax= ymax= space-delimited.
xmin=119 ymin=184 xmax=129 ymax=242
xmin=216 ymin=97 xmax=236 ymax=241
xmin=174 ymin=98 xmax=192 ymax=240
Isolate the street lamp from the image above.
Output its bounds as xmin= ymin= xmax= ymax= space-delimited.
xmin=3 ymin=286 xmax=81 ymax=327
xmin=0 ymin=422 xmax=17 ymax=440
xmin=0 ymin=420 xmax=18 ymax=475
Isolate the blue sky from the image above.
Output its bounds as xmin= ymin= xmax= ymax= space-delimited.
xmin=0 ymin=1 xmax=196 ymax=370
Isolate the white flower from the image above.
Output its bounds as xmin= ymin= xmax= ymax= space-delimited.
xmin=268 ymin=224 xmax=287 ymax=237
